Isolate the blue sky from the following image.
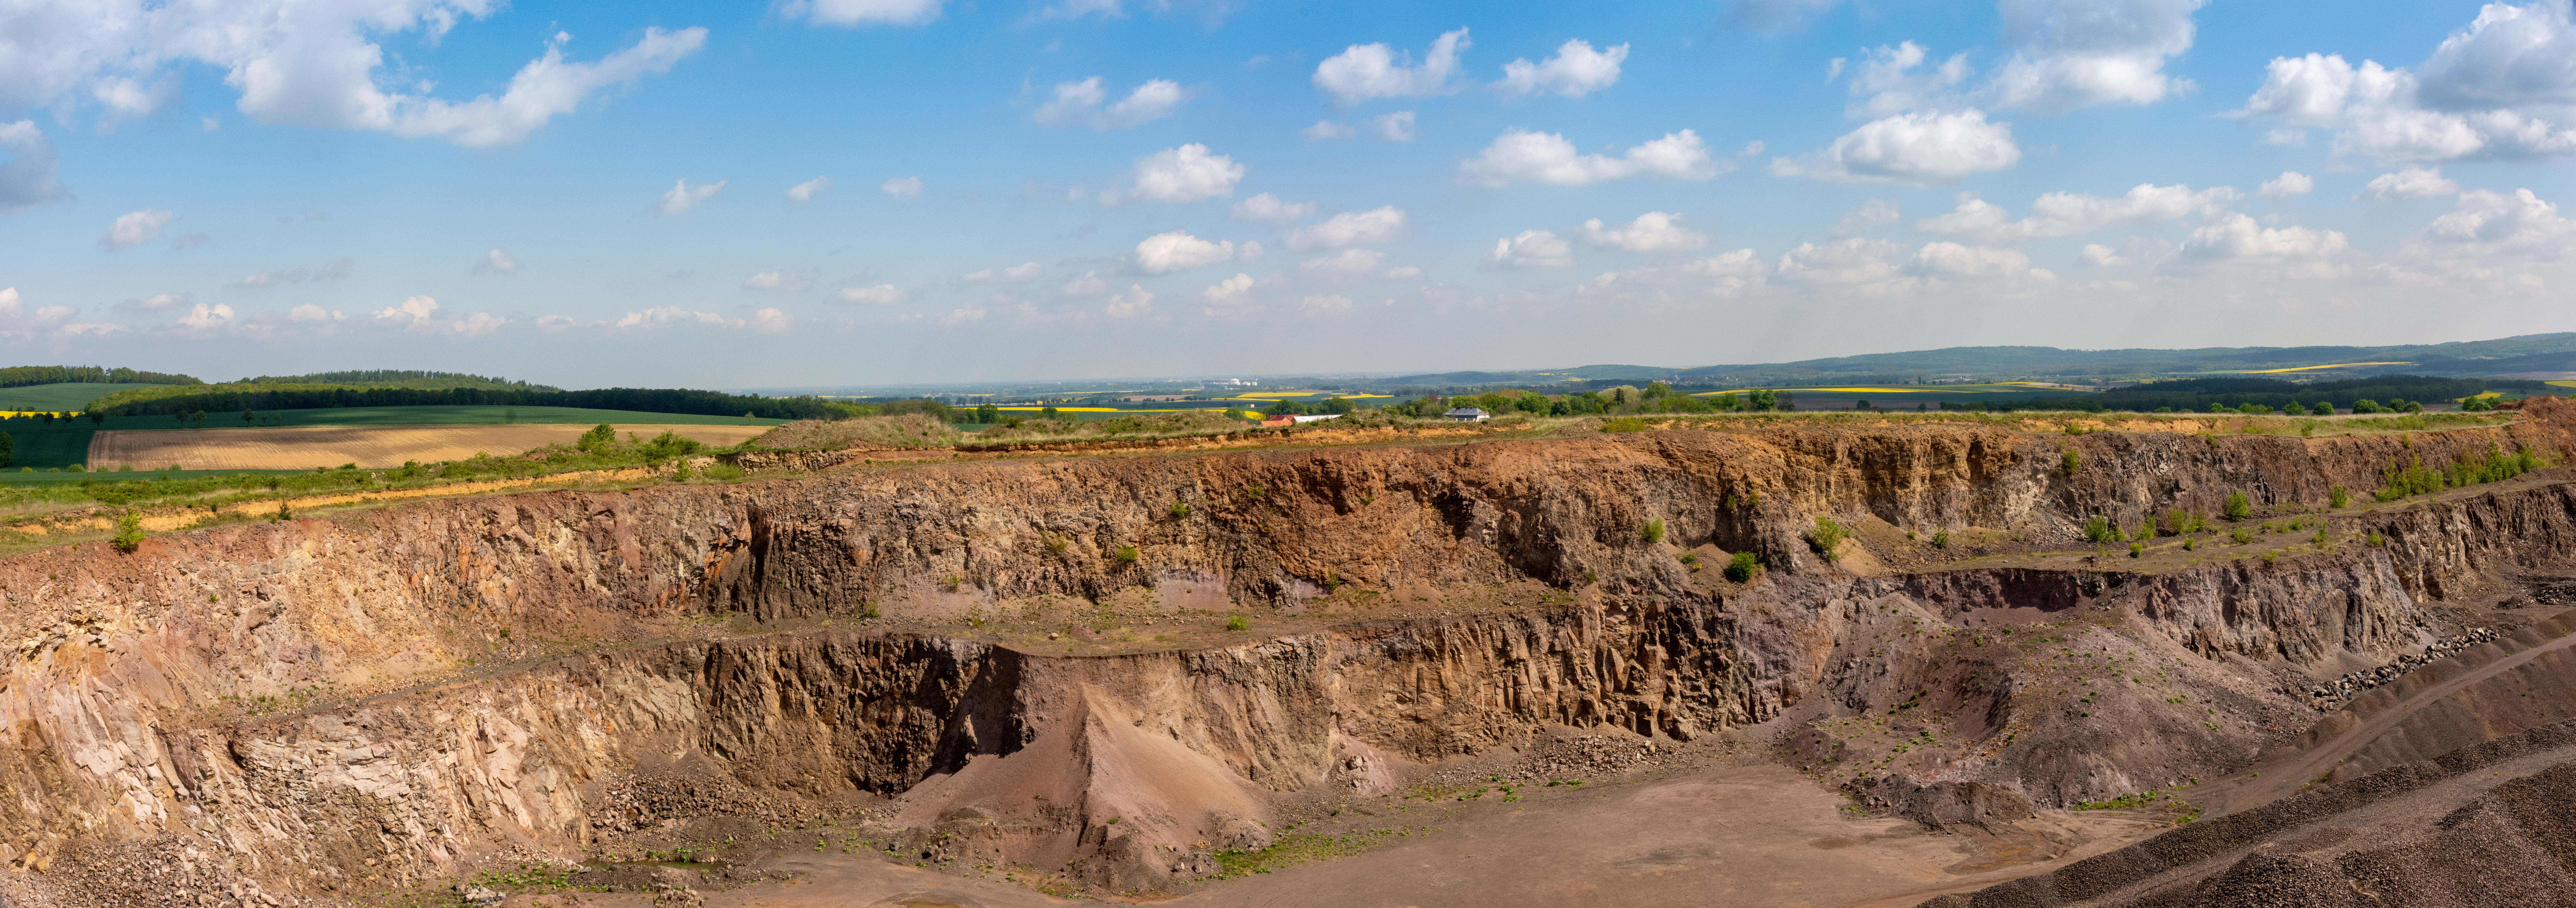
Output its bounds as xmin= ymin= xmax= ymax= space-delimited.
xmin=2 ymin=0 xmax=2572 ymax=388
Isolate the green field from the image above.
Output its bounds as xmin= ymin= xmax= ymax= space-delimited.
xmin=0 ymin=383 xmax=166 ymax=412
xmin=0 ymin=405 xmax=789 ymax=471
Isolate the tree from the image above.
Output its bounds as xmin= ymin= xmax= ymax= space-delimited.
xmin=1644 ymin=381 xmax=1672 ymax=399
xmin=0 ymin=432 xmax=12 ymax=469
xmin=2352 ymin=399 xmax=2384 ymax=414
xmin=1748 ymin=389 xmax=1778 ymax=412
xmin=2312 ymin=401 xmax=2335 ymax=416
xmin=242 ymin=408 xmax=257 ymax=425
xmin=577 ymin=423 xmax=617 ymax=452
xmin=975 ymin=403 xmax=1000 ymax=423
xmin=89 ymin=411 xmax=105 ymax=426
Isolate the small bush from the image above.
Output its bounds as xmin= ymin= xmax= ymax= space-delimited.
xmin=1224 ymin=614 xmax=1248 ymax=631
xmin=2329 ymin=485 xmax=2350 ymax=508
xmin=1114 ymin=545 xmax=1140 ymax=564
xmin=2231 ymin=527 xmax=2252 ymax=544
xmin=110 ymin=510 xmax=145 ymax=552
xmin=1724 ymin=551 xmax=1761 ymax=582
xmin=1810 ymin=518 xmax=1850 ymax=560
xmin=1169 ymin=501 xmax=1191 ymax=520
xmin=2129 ymin=541 xmax=2143 ymax=558
xmin=1641 ymin=518 xmax=1666 ymax=544
xmin=2182 ymin=537 xmax=2195 ymax=551
xmin=2061 ymin=449 xmax=2082 ymax=476
xmin=2367 ymin=530 xmax=2385 ymax=546
xmin=2224 ymin=492 xmax=2252 ymax=521
xmin=2083 ymin=515 xmax=2116 ymax=543
xmin=1930 ymin=529 xmax=1950 ymax=549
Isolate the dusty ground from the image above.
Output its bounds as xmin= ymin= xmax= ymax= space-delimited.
xmin=87 ymin=423 xmax=771 ymax=470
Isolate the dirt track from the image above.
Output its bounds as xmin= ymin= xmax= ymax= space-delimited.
xmin=86 ymin=424 xmax=770 ymax=470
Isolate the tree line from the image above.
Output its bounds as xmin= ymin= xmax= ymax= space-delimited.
xmin=0 ymin=366 xmax=202 ymax=388
xmin=85 ymin=383 xmax=849 ymax=420
xmin=1946 ymin=375 xmax=2524 ymax=413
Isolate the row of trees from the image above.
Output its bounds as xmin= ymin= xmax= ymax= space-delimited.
xmin=0 ymin=366 xmax=201 ymax=388
xmin=1387 ymin=382 xmax=1799 ymax=418
xmin=88 ymin=384 xmax=848 ymax=420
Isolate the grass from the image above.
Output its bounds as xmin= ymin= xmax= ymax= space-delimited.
xmin=1206 ymin=827 xmax=1414 ymax=879
xmin=0 ymin=383 xmax=165 ymax=412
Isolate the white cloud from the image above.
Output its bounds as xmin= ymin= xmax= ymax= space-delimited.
xmin=2425 ymin=188 xmax=2574 ymax=252
xmin=1579 ymin=212 xmax=1708 ymax=252
xmin=2235 ymin=3 xmax=2576 ymax=162
xmin=964 ymin=262 xmax=1043 ymax=282
xmin=659 ymin=179 xmax=725 ymax=214
xmin=119 ymin=292 xmax=189 ymax=312
xmin=1774 ymin=238 xmax=1912 ymax=283
xmin=1286 ymin=206 xmax=1405 ymax=249
xmin=1061 ymin=271 xmax=1111 ymax=296
xmin=1485 ymin=230 xmax=1572 ymax=268
xmin=1135 ymin=230 xmax=1246 ymax=273
xmin=615 ymin=306 xmax=737 ymax=328
xmin=838 ymin=284 xmax=905 ymax=303
xmin=1384 ymin=265 xmax=1422 ymax=279
xmin=1772 ymin=110 xmax=2020 ymax=184
xmin=0 ymin=121 xmax=71 ymax=212
xmin=101 ymin=209 xmax=172 ymax=248
xmin=788 ymin=0 xmax=946 ymax=25
xmin=2181 ymin=213 xmax=2349 ymax=260
xmin=751 ymin=308 xmax=791 ymax=332
xmin=1373 ymin=111 xmax=1417 ymax=142
xmin=1314 ymin=28 xmax=1471 ymax=105
xmin=1202 ymin=273 xmax=1256 ymax=303
xmin=1299 ymin=248 xmax=1388 ymax=275
xmin=1917 ymin=183 xmax=2238 ymax=239
xmin=287 ymin=304 xmax=336 ymax=322
xmin=2078 ymin=244 xmax=2126 ymax=266
xmin=1457 ymin=128 xmax=1722 ymax=187
xmin=1498 ymin=39 xmax=1628 ymax=98
xmin=1298 ymin=294 xmax=1354 ymax=315
xmin=1231 ymin=193 xmax=1316 ymax=222
xmin=453 ymin=312 xmax=507 ymax=337
xmin=1035 ymin=77 xmax=1185 ymax=129
xmin=1908 ymin=242 xmax=2045 ymax=280
xmin=1103 ymin=285 xmax=1154 ymax=318
xmin=881 ymin=176 xmax=924 ymax=199
xmin=744 ymin=271 xmax=813 ymax=292
xmin=2258 ymin=171 xmax=2315 ymax=198
xmin=177 ymin=302 xmax=235 ymax=329
xmin=1302 ymin=120 xmax=1355 ymax=140
xmin=2362 ymin=166 xmax=2461 ymax=200
xmin=1833 ymin=198 xmax=1902 ymax=237
xmin=375 ymin=295 xmax=441 ymax=322
xmin=476 ymin=248 xmax=521 ymax=275
xmin=787 ymin=176 xmax=833 ymax=201
xmin=1113 ymin=144 xmax=1244 ymax=203
xmin=1845 ymin=41 xmax=1972 ymax=117
xmin=1989 ymin=0 xmax=2207 ymax=114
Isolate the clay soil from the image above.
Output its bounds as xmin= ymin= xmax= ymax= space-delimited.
xmin=86 ymin=423 xmax=771 ymax=470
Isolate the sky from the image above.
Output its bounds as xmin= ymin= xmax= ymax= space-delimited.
xmin=1 ymin=0 xmax=2573 ymax=389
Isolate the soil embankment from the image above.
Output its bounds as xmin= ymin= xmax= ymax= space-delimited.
xmin=2 ymin=401 xmax=2574 ymax=906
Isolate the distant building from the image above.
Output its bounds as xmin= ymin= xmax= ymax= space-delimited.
xmin=1259 ymin=415 xmax=1295 ymax=427
xmin=1444 ymin=407 xmax=1490 ymax=422
xmin=1289 ymin=414 xmax=1341 ymax=424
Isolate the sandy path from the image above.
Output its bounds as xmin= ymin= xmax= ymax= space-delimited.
xmin=87 ymin=424 xmax=770 ymax=471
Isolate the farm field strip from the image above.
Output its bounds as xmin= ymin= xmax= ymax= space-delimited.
xmin=89 ymin=423 xmax=771 ymax=471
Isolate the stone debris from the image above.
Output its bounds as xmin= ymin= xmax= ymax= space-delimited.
xmin=2308 ymin=627 xmax=2500 ymax=710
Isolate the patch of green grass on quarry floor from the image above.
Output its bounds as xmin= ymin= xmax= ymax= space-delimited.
xmin=1208 ymin=826 xmax=1419 ymax=879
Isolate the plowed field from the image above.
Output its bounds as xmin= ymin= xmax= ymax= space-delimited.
xmin=87 ymin=424 xmax=772 ymax=471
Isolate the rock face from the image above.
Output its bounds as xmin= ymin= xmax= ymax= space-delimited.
xmin=0 ymin=405 xmax=2570 ymax=902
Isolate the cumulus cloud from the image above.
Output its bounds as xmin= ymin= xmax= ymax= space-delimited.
xmin=744 ymin=271 xmax=813 ymax=292
xmin=838 ymin=284 xmax=905 ymax=303
xmin=1302 ymin=120 xmax=1355 ymax=140
xmin=2258 ymin=171 xmax=2315 ymax=198
xmin=1989 ymin=0 xmax=2207 ymax=114
xmin=1060 ymin=271 xmax=1111 ymax=296
xmin=1299 ymin=248 xmax=1388 ymax=275
xmin=1036 ymin=77 xmax=1185 ymax=129
xmin=0 ymin=6 xmax=705 ymax=147
xmin=1202 ymin=273 xmax=1256 ymax=303
xmin=177 ymin=302 xmax=235 ymax=330
xmin=963 ymin=262 xmax=1043 ymax=282
xmin=1373 ymin=111 xmax=1417 ymax=142
xmin=116 ymin=292 xmax=190 ymax=314
xmin=0 ymin=121 xmax=72 ymax=212
xmin=1231 ymin=193 xmax=1316 ymax=223
xmin=2236 ymin=4 xmax=2576 ymax=161
xmin=1579 ymin=212 xmax=1708 ymax=252
xmin=1314 ymin=28 xmax=1470 ymax=105
xmin=881 ymin=176 xmax=924 ymax=199
xmin=1497 ymin=39 xmax=1627 ymax=98
xmin=374 ymin=295 xmax=442 ymax=322
xmin=2363 ymin=166 xmax=2461 ymax=200
xmin=785 ymin=0 xmax=947 ymax=26
xmin=1135 ymin=230 xmax=1250 ymax=273
xmin=1103 ymin=285 xmax=1154 ymax=318
xmin=476 ymin=248 xmax=521 ymax=275
xmin=1908 ymin=242 xmax=2048 ymax=281
xmin=615 ymin=306 xmax=737 ymax=328
xmin=2181 ymin=213 xmax=2349 ymax=260
xmin=1286 ymin=207 xmax=1405 ymax=249
xmin=1384 ymin=265 xmax=1423 ymax=279
xmin=1774 ymin=238 xmax=1912 ymax=284
xmin=1772 ymin=110 xmax=2020 ymax=183
xmin=2424 ymin=187 xmax=2575 ymax=253
xmin=1457 ymin=128 xmax=1722 ymax=187
xmin=1110 ymin=144 xmax=1244 ymax=203
xmin=1834 ymin=198 xmax=1902 ymax=237
xmin=787 ymin=176 xmax=833 ymax=201
xmin=287 ymin=304 xmax=338 ymax=321
xmin=1485 ymin=230 xmax=1572 ymax=268
xmin=751 ymin=308 xmax=791 ymax=332
xmin=100 ymin=209 xmax=172 ymax=248
xmin=1844 ymin=42 xmax=1972 ymax=118
xmin=659 ymin=179 xmax=725 ymax=214
xmin=2078 ymin=244 xmax=2126 ymax=266
xmin=1918 ymin=183 xmax=2238 ymax=239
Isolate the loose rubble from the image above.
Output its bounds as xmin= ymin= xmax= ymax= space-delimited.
xmin=2308 ymin=627 xmax=2500 ymax=710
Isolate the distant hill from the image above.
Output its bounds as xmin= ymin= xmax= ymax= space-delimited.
xmin=239 ymin=370 xmax=560 ymax=392
xmin=0 ymin=365 xmax=199 ymax=388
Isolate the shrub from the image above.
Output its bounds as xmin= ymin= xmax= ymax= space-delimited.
xmin=2312 ymin=402 xmax=2335 ymax=416
xmin=2224 ymin=492 xmax=2252 ymax=521
xmin=2231 ymin=527 xmax=2252 ymax=544
xmin=2129 ymin=542 xmax=2143 ymax=558
xmin=2182 ymin=537 xmax=2195 ymax=551
xmin=1724 ymin=551 xmax=1761 ymax=582
xmin=576 ymin=423 xmax=617 ymax=452
xmin=1225 ymin=614 xmax=1249 ymax=631
xmin=1114 ymin=545 xmax=1140 ymax=564
xmin=1810 ymin=518 xmax=1850 ymax=560
xmin=2329 ymin=485 xmax=2349 ymax=508
xmin=1169 ymin=501 xmax=1191 ymax=520
xmin=2061 ymin=449 xmax=2082 ymax=475
xmin=111 ymin=511 xmax=145 ymax=552
xmin=1641 ymin=518 xmax=1666 ymax=544
xmin=2352 ymin=399 xmax=2384 ymax=414
xmin=2083 ymin=515 xmax=2116 ymax=543
xmin=1931 ymin=529 xmax=1950 ymax=549
xmin=2367 ymin=530 xmax=2385 ymax=546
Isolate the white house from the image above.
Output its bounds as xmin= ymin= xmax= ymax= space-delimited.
xmin=1443 ymin=407 xmax=1490 ymax=422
